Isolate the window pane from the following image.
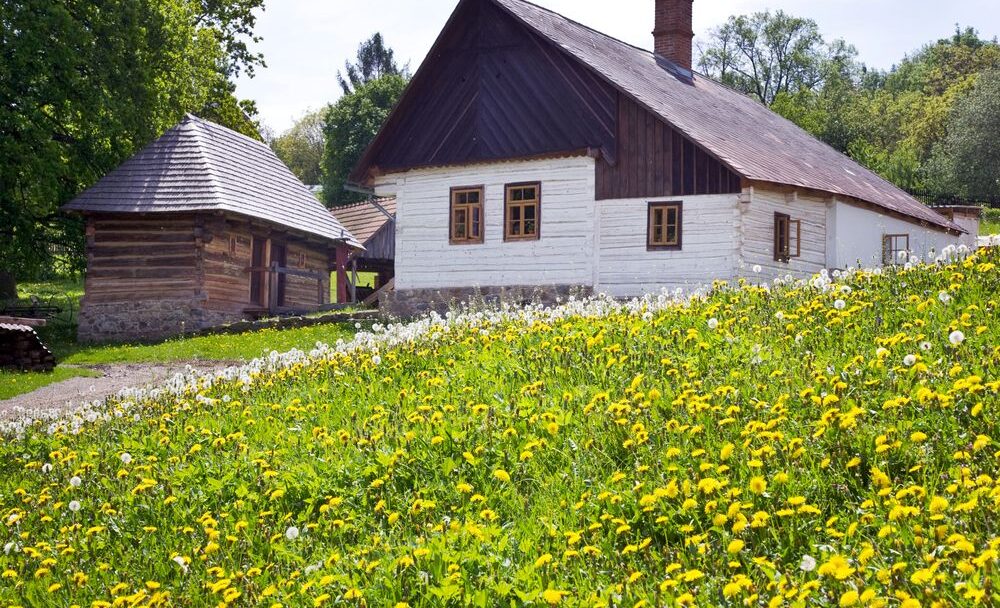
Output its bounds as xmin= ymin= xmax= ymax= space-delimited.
xmin=522 ymin=187 xmax=536 ymax=200
xmin=667 ymin=225 xmax=677 ymax=243
xmin=666 ymin=207 xmax=677 ymax=226
xmin=525 ymin=220 xmax=536 ymax=235
xmin=524 ymin=204 xmax=536 ymax=220
xmin=653 ymin=209 xmax=663 ymax=227
xmin=457 ymin=192 xmax=467 ymax=204
xmin=653 ymin=226 xmax=663 ymax=243
xmin=468 ymin=190 xmax=479 ymax=204
xmin=511 ymin=206 xmax=521 ymax=221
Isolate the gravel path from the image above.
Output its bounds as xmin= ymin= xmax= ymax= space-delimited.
xmin=0 ymin=361 xmax=239 ymax=421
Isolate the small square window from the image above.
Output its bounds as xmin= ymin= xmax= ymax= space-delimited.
xmin=882 ymin=234 xmax=910 ymax=265
xmin=505 ymin=183 xmax=541 ymax=241
xmin=774 ymin=213 xmax=801 ymax=262
xmin=648 ymin=202 xmax=682 ymax=250
xmin=450 ymin=186 xmax=484 ymax=244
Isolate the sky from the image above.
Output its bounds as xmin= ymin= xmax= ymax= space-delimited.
xmin=236 ymin=0 xmax=1000 ymax=133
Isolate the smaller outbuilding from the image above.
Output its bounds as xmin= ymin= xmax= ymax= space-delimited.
xmin=64 ymin=115 xmax=363 ymax=343
xmin=332 ymin=198 xmax=396 ymax=303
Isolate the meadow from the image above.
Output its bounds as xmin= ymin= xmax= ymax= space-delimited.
xmin=1 ymin=247 xmax=998 ymax=607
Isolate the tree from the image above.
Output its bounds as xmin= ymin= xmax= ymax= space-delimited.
xmin=698 ymin=10 xmax=857 ymax=106
xmin=337 ymin=33 xmax=408 ymax=95
xmin=928 ymin=70 xmax=1000 ymax=200
xmin=323 ymin=74 xmax=408 ymax=206
xmin=0 ymin=0 xmax=264 ymax=290
xmin=271 ymin=109 xmax=327 ymax=185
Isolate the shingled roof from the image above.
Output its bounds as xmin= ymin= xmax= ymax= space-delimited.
xmin=494 ymin=0 xmax=962 ymax=232
xmin=333 ymin=198 xmax=396 ymax=246
xmin=64 ymin=115 xmax=364 ymax=248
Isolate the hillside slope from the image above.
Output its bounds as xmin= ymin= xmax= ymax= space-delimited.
xmin=1 ymin=248 xmax=998 ymax=607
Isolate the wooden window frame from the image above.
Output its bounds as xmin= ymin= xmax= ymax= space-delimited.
xmin=504 ymin=182 xmax=541 ymax=242
xmin=646 ymin=201 xmax=683 ymax=251
xmin=774 ymin=212 xmax=801 ymax=263
xmin=449 ymin=186 xmax=485 ymax=245
xmin=882 ymin=234 xmax=910 ymax=265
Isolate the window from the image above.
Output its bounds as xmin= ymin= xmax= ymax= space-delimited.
xmin=882 ymin=234 xmax=910 ymax=265
xmin=647 ymin=202 xmax=683 ymax=249
xmin=774 ymin=212 xmax=801 ymax=262
xmin=450 ymin=187 xmax=484 ymax=244
xmin=504 ymin=183 xmax=541 ymax=241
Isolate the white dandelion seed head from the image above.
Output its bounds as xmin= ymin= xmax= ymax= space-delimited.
xmin=68 ymin=500 xmax=81 ymax=513
xmin=69 ymin=476 xmax=82 ymax=488
xmin=903 ymin=354 xmax=917 ymax=367
xmin=949 ymin=330 xmax=965 ymax=346
xmin=775 ymin=311 xmax=785 ymax=321
xmin=120 ymin=453 xmax=132 ymax=464
xmin=172 ymin=555 xmax=189 ymax=573
xmin=800 ymin=555 xmax=817 ymax=572
xmin=752 ymin=265 xmax=762 ymax=274
xmin=938 ymin=291 xmax=951 ymax=304
xmin=285 ymin=526 xmax=300 ymax=541
xmin=833 ymin=299 xmax=846 ymax=310
xmin=371 ymin=354 xmax=382 ymax=366
xmin=41 ymin=463 xmax=52 ymax=474
xmin=920 ymin=341 xmax=932 ymax=352
xmin=707 ymin=318 xmax=719 ymax=330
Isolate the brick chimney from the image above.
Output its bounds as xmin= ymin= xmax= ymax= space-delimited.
xmin=653 ymin=0 xmax=694 ymax=71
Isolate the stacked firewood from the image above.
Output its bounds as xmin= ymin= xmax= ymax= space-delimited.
xmin=0 ymin=324 xmax=57 ymax=372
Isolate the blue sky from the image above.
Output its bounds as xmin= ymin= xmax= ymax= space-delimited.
xmin=236 ymin=0 xmax=1000 ymax=133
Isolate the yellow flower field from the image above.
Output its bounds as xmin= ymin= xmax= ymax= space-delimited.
xmin=1 ymin=248 xmax=999 ymax=607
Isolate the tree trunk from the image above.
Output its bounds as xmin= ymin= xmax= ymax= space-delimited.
xmin=0 ymin=270 xmax=17 ymax=300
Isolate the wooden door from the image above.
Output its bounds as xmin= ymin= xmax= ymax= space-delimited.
xmin=271 ymin=243 xmax=287 ymax=308
xmin=250 ymin=237 xmax=267 ymax=306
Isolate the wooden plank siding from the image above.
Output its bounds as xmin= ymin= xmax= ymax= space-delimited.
xmin=738 ymin=189 xmax=828 ymax=282
xmin=596 ymin=95 xmax=742 ymax=200
xmin=83 ymin=215 xmax=200 ymax=304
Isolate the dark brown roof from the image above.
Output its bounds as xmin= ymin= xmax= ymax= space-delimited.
xmin=332 ymin=198 xmax=396 ymax=246
xmin=63 ymin=115 xmax=364 ymax=248
xmin=494 ymin=0 xmax=962 ymax=232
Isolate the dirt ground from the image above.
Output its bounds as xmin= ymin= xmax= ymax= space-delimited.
xmin=0 ymin=361 xmax=238 ymax=421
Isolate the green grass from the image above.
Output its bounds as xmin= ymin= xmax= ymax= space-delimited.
xmin=60 ymin=323 xmax=358 ymax=365
xmin=982 ymin=208 xmax=1000 ymax=235
xmin=0 ymin=367 xmax=100 ymax=401
xmin=1 ymin=250 xmax=997 ymax=606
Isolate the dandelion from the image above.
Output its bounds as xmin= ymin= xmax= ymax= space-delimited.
xmin=371 ymin=355 xmax=382 ymax=366
xmin=120 ymin=452 xmax=132 ymax=465
xmin=903 ymin=354 xmax=917 ymax=367
xmin=68 ymin=500 xmax=81 ymax=513
xmin=41 ymin=463 xmax=52 ymax=474
xmin=775 ymin=311 xmax=784 ymax=321
xmin=493 ymin=469 xmax=511 ymax=483
xmin=542 ymin=589 xmax=569 ymax=605
xmin=752 ymin=265 xmax=762 ymax=273
xmin=707 ymin=318 xmax=719 ymax=330
xmin=172 ymin=556 xmax=188 ymax=573
xmin=949 ymin=330 xmax=965 ymax=345
xmin=727 ymin=539 xmax=745 ymax=554
xmin=920 ymin=341 xmax=932 ymax=351
xmin=834 ymin=299 xmax=846 ymax=310
xmin=69 ymin=476 xmax=82 ymax=487
xmin=938 ymin=291 xmax=951 ymax=304
xmin=285 ymin=526 xmax=300 ymax=541
xmin=800 ymin=555 xmax=817 ymax=572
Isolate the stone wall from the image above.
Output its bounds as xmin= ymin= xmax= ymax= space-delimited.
xmin=382 ymin=284 xmax=592 ymax=319
xmin=77 ymin=298 xmax=241 ymax=344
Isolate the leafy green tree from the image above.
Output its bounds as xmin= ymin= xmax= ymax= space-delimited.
xmin=323 ymin=75 xmax=408 ymax=206
xmin=271 ymin=109 xmax=327 ymax=185
xmin=337 ymin=33 xmax=409 ymax=95
xmin=0 ymin=0 xmax=264 ymax=289
xmin=927 ymin=70 xmax=1000 ymax=200
xmin=698 ymin=10 xmax=857 ymax=105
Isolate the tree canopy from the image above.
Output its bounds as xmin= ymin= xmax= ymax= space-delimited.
xmin=0 ymin=0 xmax=264 ymax=284
xmin=322 ymin=74 xmax=408 ymax=206
xmin=270 ymin=109 xmax=327 ymax=186
xmin=337 ymin=33 xmax=409 ymax=95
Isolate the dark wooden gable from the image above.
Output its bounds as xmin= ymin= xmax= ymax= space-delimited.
xmin=351 ymin=0 xmax=618 ymax=181
xmin=595 ymin=95 xmax=743 ymax=200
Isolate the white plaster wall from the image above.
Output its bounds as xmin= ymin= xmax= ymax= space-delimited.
xmin=738 ymin=189 xmax=829 ymax=283
xmin=832 ymin=202 xmax=963 ymax=269
xmin=596 ymin=194 xmax=740 ymax=298
xmin=374 ymin=156 xmax=596 ymax=290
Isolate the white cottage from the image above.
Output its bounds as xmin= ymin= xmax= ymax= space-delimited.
xmin=349 ymin=0 xmax=977 ymax=315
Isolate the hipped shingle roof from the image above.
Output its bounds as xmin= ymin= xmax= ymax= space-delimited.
xmin=64 ymin=115 xmax=364 ymax=248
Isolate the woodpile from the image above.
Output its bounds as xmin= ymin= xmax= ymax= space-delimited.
xmin=0 ymin=323 xmax=57 ymax=372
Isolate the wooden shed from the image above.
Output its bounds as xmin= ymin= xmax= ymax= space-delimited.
xmin=63 ymin=115 xmax=362 ymax=343
xmin=332 ymin=198 xmax=396 ymax=303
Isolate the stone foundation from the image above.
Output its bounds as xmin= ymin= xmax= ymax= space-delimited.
xmin=77 ymin=299 xmax=241 ymax=344
xmin=382 ymin=284 xmax=593 ymax=318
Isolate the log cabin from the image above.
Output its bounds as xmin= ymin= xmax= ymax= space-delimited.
xmin=64 ymin=115 xmax=363 ymax=343
xmin=350 ymin=0 xmax=979 ymax=316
